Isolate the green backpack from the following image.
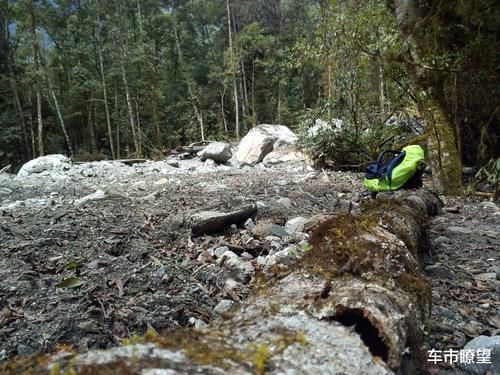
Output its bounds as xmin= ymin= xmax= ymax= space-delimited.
xmin=364 ymin=145 xmax=425 ymax=192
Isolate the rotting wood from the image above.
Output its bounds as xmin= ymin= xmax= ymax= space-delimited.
xmin=1 ymin=190 xmax=441 ymax=374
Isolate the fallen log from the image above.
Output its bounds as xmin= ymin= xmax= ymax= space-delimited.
xmin=1 ymin=190 xmax=441 ymax=375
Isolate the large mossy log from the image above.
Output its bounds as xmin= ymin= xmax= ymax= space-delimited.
xmin=2 ymin=190 xmax=441 ymax=375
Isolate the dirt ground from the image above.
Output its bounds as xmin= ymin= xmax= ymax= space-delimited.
xmin=0 ymin=160 xmax=498 ymax=373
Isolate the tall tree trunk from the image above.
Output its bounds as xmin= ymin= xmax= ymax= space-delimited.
xmin=171 ymin=1 xmax=205 ymax=142
xmin=251 ymin=59 xmax=257 ymax=125
xmin=226 ymin=0 xmax=239 ymax=140
xmin=28 ymin=2 xmax=44 ymax=156
xmin=135 ymin=96 xmax=142 ymax=153
xmin=114 ymin=89 xmax=121 ymax=159
xmin=220 ymin=89 xmax=228 ymax=133
xmin=1 ymin=3 xmax=30 ymax=159
xmin=119 ymin=45 xmax=141 ymax=158
xmin=46 ymin=74 xmax=73 ymax=157
xmin=379 ymin=64 xmax=385 ymax=123
xmin=241 ymin=59 xmax=249 ymax=115
xmin=393 ymin=0 xmax=462 ymax=194
xmin=96 ymin=39 xmax=115 ymax=159
xmin=26 ymin=96 xmax=36 ymax=159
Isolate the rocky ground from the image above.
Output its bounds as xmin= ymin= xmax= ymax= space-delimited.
xmin=0 ymin=151 xmax=498 ymax=374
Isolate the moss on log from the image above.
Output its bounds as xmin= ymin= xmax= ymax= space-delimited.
xmin=1 ymin=190 xmax=441 ymax=375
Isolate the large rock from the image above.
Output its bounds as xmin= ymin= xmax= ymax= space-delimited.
xmin=236 ymin=125 xmax=297 ymax=166
xmin=17 ymin=154 xmax=70 ymax=178
xmin=457 ymin=335 xmax=500 ymax=374
xmin=262 ymin=144 xmax=310 ymax=166
xmin=197 ymin=142 xmax=232 ymax=163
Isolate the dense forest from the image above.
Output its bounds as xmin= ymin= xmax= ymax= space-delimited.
xmin=0 ymin=0 xmax=498 ymax=193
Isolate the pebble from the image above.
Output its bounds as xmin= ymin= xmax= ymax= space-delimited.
xmin=213 ymin=300 xmax=234 ymax=314
xmin=425 ymin=264 xmax=454 ymax=280
xmin=277 ymin=197 xmax=293 ymax=209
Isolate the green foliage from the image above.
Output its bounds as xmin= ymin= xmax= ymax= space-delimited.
xmin=468 ymin=158 xmax=500 ymax=199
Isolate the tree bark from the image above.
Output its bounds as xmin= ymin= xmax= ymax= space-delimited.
xmin=393 ymin=0 xmax=462 ymax=194
xmin=226 ymin=0 xmax=239 ymax=140
xmin=96 ymin=36 xmax=115 ymax=159
xmin=119 ymin=44 xmax=141 ymax=158
xmin=28 ymin=1 xmax=44 ymax=156
xmin=46 ymin=74 xmax=73 ymax=157
xmin=12 ymin=190 xmax=441 ymax=374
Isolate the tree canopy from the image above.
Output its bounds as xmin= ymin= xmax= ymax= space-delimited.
xmin=0 ymin=0 xmax=498 ymax=193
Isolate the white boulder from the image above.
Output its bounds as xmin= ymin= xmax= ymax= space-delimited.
xmin=17 ymin=154 xmax=70 ymax=178
xmin=236 ymin=125 xmax=297 ymax=166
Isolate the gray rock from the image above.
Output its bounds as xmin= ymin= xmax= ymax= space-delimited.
xmin=244 ymin=218 xmax=255 ymax=231
xmin=304 ymin=214 xmax=334 ymax=232
xmin=16 ymin=343 xmax=35 ymax=356
xmin=219 ymin=251 xmax=254 ymax=284
xmin=213 ymin=300 xmax=234 ymax=314
xmin=188 ymin=317 xmax=208 ymax=329
xmin=457 ymin=335 xmax=500 ymax=375
xmin=236 ymin=125 xmax=297 ymax=166
xmin=480 ymin=201 xmax=499 ymax=212
xmin=262 ymin=145 xmax=309 ymax=166
xmin=214 ymin=246 xmax=229 ymax=258
xmin=17 ymin=154 xmax=70 ymax=178
xmin=75 ymin=189 xmax=127 ymax=206
xmin=285 ymin=217 xmax=307 ymax=235
xmin=425 ymin=264 xmax=454 ymax=280
xmin=339 ymin=199 xmax=351 ymax=212
xmin=277 ymin=197 xmax=293 ymax=209
xmin=447 ymin=226 xmax=473 ymax=235
xmin=165 ymin=159 xmax=179 ymax=168
xmin=198 ymin=142 xmax=232 ymax=163
xmin=190 ymin=204 xmax=257 ymax=236
xmin=204 ymin=158 xmax=216 ymax=167
xmin=0 ymin=187 xmax=13 ymax=197
xmin=269 ymin=224 xmax=290 ymax=239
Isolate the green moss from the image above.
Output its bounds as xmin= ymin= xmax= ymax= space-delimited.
xmin=251 ymin=344 xmax=269 ymax=375
xmin=396 ymin=272 xmax=432 ymax=313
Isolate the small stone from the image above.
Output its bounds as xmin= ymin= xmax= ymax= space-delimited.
xmin=284 ymin=217 xmax=307 ymax=235
xmin=240 ymin=252 xmax=253 ymax=260
xmin=188 ymin=317 xmax=208 ymax=329
xmin=244 ymin=218 xmax=255 ymax=231
xmin=446 ymin=226 xmax=473 ymax=235
xmin=197 ymin=250 xmax=213 ymax=263
xmin=351 ymin=202 xmax=361 ymax=214
xmin=166 ymin=159 xmax=179 ymax=168
xmin=0 ymin=187 xmax=13 ymax=197
xmin=16 ymin=343 xmax=35 ymax=356
xmin=256 ymin=201 xmax=268 ymax=209
xmin=474 ymin=272 xmax=496 ymax=281
xmin=204 ymin=158 xmax=216 ymax=167
xmin=277 ymin=197 xmax=293 ymax=209
xmin=338 ymin=199 xmax=351 ymax=212
xmin=425 ymin=264 xmax=454 ymax=280
xmin=436 ymin=306 xmax=455 ymax=319
xmin=268 ymin=224 xmax=289 ymax=239
xmin=480 ymin=201 xmax=499 ymax=212
xmin=219 ymin=251 xmax=254 ymax=284
xmin=214 ymin=246 xmax=229 ymax=258
xmin=213 ymin=300 xmax=234 ymax=314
